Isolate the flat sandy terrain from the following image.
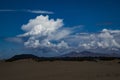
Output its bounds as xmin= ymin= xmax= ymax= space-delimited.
xmin=0 ymin=60 xmax=120 ymax=80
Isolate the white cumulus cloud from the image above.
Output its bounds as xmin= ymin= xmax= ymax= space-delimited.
xmin=77 ymin=29 xmax=120 ymax=50
xmin=16 ymin=15 xmax=120 ymax=54
xmin=20 ymin=15 xmax=63 ymax=37
xmin=19 ymin=15 xmax=70 ymax=49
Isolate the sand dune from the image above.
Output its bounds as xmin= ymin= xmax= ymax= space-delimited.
xmin=0 ymin=60 xmax=120 ymax=80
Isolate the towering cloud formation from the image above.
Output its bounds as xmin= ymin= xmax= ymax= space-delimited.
xmin=19 ymin=15 xmax=70 ymax=49
xmin=21 ymin=15 xmax=63 ymax=36
xmin=18 ymin=15 xmax=120 ymax=54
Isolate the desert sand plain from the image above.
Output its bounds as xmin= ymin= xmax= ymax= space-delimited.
xmin=0 ymin=60 xmax=120 ymax=80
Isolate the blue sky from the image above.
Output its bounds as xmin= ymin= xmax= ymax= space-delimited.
xmin=0 ymin=0 xmax=120 ymax=58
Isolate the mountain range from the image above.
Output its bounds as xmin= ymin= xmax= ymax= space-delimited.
xmin=5 ymin=51 xmax=120 ymax=62
xmin=61 ymin=51 xmax=120 ymax=57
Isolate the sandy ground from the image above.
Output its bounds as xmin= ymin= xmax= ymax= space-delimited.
xmin=0 ymin=60 xmax=120 ymax=80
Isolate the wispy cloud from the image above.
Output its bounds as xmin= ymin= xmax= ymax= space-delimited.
xmin=27 ymin=10 xmax=54 ymax=14
xmin=0 ymin=9 xmax=54 ymax=14
xmin=5 ymin=37 xmax=23 ymax=43
xmin=0 ymin=9 xmax=16 ymax=11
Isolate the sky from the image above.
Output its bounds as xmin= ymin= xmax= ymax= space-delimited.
xmin=0 ymin=0 xmax=120 ymax=59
